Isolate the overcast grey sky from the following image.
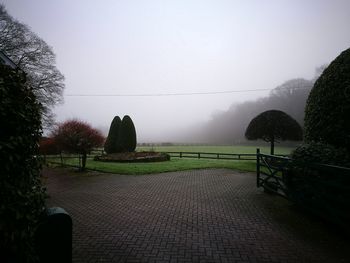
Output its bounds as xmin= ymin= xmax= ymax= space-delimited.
xmin=2 ymin=0 xmax=350 ymax=142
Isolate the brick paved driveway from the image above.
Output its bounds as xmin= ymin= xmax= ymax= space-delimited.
xmin=44 ymin=168 xmax=350 ymax=263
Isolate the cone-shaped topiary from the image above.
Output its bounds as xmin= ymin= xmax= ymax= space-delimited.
xmin=119 ymin=115 xmax=137 ymax=152
xmin=304 ymin=48 xmax=350 ymax=152
xmin=104 ymin=116 xmax=122 ymax=154
xmin=245 ymin=110 xmax=303 ymax=155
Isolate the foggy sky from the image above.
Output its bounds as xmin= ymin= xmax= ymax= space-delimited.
xmin=2 ymin=0 xmax=350 ymax=142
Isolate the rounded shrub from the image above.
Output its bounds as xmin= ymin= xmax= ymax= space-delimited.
xmin=0 ymin=64 xmax=46 ymax=262
xmin=291 ymin=142 xmax=350 ymax=167
xmin=245 ymin=109 xmax=302 ymax=155
xmin=104 ymin=116 xmax=122 ymax=154
xmin=304 ymin=48 xmax=350 ymax=151
xmin=119 ymin=115 xmax=137 ymax=152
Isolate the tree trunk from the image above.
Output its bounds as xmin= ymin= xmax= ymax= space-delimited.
xmin=81 ymin=153 xmax=87 ymax=171
xmin=270 ymin=139 xmax=275 ymax=155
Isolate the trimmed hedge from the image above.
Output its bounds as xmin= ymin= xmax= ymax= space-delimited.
xmin=119 ymin=115 xmax=137 ymax=152
xmin=104 ymin=116 xmax=122 ymax=154
xmin=104 ymin=115 xmax=137 ymax=153
xmin=288 ymin=144 xmax=350 ymax=231
xmin=0 ymin=64 xmax=46 ymax=262
xmin=291 ymin=142 xmax=350 ymax=167
xmin=304 ymin=48 xmax=350 ymax=151
xmin=245 ymin=109 xmax=302 ymax=154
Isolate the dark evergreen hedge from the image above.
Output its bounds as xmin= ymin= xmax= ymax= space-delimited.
xmin=104 ymin=116 xmax=122 ymax=154
xmin=119 ymin=115 xmax=137 ymax=152
xmin=288 ymin=143 xmax=350 ymax=231
xmin=0 ymin=64 xmax=46 ymax=262
xmin=291 ymin=142 xmax=350 ymax=167
xmin=304 ymin=48 xmax=350 ymax=152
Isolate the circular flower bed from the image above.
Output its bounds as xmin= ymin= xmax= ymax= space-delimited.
xmin=94 ymin=151 xmax=170 ymax=163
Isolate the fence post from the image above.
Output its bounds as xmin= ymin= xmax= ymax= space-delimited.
xmin=60 ymin=152 xmax=63 ymax=166
xmin=256 ymin=148 xmax=260 ymax=187
xmin=180 ymin=152 xmax=182 ymax=158
xmin=198 ymin=153 xmax=200 ymax=159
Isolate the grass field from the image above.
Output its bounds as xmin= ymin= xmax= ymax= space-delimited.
xmin=136 ymin=145 xmax=295 ymax=155
xmin=49 ymin=157 xmax=257 ymax=175
xmin=48 ymin=145 xmax=296 ymax=175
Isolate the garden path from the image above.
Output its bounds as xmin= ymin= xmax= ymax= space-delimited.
xmin=44 ymin=167 xmax=350 ymax=263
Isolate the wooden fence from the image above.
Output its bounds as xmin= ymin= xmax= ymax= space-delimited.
xmin=256 ymin=148 xmax=291 ymax=197
xmin=162 ymin=151 xmax=256 ymax=161
xmin=43 ymin=150 xmax=258 ymax=163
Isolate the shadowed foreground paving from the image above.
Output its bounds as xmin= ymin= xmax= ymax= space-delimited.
xmin=44 ymin=168 xmax=350 ymax=263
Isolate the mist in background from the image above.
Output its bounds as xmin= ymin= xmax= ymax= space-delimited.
xmin=2 ymin=0 xmax=350 ymax=143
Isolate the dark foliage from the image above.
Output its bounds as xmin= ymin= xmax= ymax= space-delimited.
xmin=0 ymin=64 xmax=46 ymax=262
xmin=95 ymin=152 xmax=170 ymax=163
xmin=287 ymin=144 xmax=350 ymax=231
xmin=245 ymin=110 xmax=302 ymax=154
xmin=104 ymin=116 xmax=122 ymax=154
xmin=286 ymin=161 xmax=350 ymax=232
xmin=291 ymin=142 xmax=350 ymax=167
xmin=304 ymin=48 xmax=350 ymax=152
xmin=119 ymin=115 xmax=137 ymax=152
xmin=53 ymin=119 xmax=104 ymax=170
xmin=39 ymin=137 xmax=60 ymax=155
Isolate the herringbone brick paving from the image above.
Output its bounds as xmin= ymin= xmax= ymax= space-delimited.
xmin=44 ymin=168 xmax=350 ymax=263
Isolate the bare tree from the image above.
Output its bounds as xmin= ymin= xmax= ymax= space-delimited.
xmin=0 ymin=4 xmax=64 ymax=127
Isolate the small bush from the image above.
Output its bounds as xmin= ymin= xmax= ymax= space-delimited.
xmin=52 ymin=119 xmax=105 ymax=170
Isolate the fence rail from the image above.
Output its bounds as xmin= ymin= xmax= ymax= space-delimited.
xmin=43 ymin=151 xmax=258 ymax=162
xmin=162 ymin=151 xmax=256 ymax=161
xmin=256 ymin=149 xmax=291 ymax=197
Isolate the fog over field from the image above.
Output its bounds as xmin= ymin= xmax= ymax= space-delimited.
xmin=3 ymin=0 xmax=350 ymax=143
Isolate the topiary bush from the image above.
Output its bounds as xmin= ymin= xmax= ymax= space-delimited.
xmin=245 ymin=110 xmax=303 ymax=155
xmin=104 ymin=116 xmax=122 ymax=154
xmin=291 ymin=142 xmax=350 ymax=167
xmin=304 ymin=48 xmax=350 ymax=152
xmin=0 ymin=64 xmax=46 ymax=262
xmin=288 ymin=142 xmax=350 ymax=231
xmin=119 ymin=115 xmax=137 ymax=152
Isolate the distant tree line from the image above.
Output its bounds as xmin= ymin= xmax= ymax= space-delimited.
xmin=183 ymin=68 xmax=325 ymax=144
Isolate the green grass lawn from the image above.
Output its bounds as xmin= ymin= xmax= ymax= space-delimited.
xmin=48 ymin=157 xmax=257 ymax=175
xmin=137 ymin=145 xmax=295 ymax=155
xmin=48 ymin=145 xmax=296 ymax=175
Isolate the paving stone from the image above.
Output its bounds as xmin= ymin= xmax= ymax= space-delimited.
xmin=44 ymin=168 xmax=350 ymax=263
